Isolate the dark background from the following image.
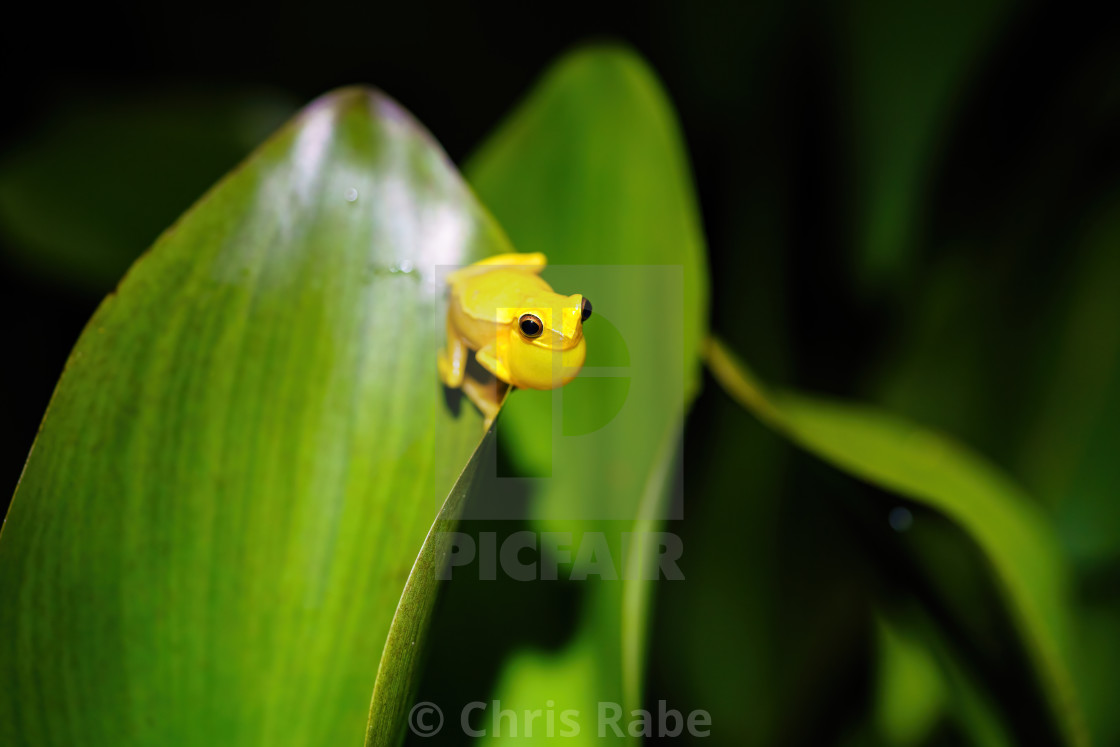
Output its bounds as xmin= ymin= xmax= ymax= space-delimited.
xmin=4 ymin=2 xmax=1120 ymax=744
xmin=5 ymin=2 xmax=1120 ymax=497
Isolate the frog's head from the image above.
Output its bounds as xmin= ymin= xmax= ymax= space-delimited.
xmin=506 ymin=293 xmax=592 ymax=390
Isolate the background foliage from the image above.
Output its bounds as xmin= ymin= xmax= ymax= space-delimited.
xmin=3 ymin=2 xmax=1120 ymax=745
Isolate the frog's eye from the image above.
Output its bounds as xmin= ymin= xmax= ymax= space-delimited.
xmin=518 ymin=313 xmax=544 ymax=339
xmin=580 ymin=297 xmax=593 ymax=321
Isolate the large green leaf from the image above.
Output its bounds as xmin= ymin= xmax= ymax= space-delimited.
xmin=365 ymin=421 xmax=499 ymax=747
xmin=0 ymin=87 xmax=505 ymax=745
xmin=463 ymin=44 xmax=708 ymax=741
xmin=706 ymin=337 xmax=1087 ymax=747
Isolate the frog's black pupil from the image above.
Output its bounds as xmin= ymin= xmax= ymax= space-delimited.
xmin=520 ymin=315 xmax=542 ymax=337
xmin=580 ymin=297 xmax=593 ymax=321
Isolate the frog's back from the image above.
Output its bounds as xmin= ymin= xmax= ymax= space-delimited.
xmin=453 ymin=269 xmax=555 ymax=323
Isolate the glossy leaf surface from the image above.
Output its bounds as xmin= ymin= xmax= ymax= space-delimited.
xmin=0 ymin=87 xmax=501 ymax=745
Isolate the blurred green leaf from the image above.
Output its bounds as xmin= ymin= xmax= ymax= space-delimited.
xmin=0 ymin=90 xmax=296 ymax=292
xmin=869 ymin=196 xmax=1120 ymax=747
xmin=1071 ymin=599 xmax=1120 ymax=746
xmin=869 ymin=249 xmax=1000 ymax=454
xmin=874 ymin=612 xmax=1012 ymax=747
xmin=463 ymin=44 xmax=708 ymax=740
xmin=0 ymin=87 xmax=504 ymax=745
xmin=840 ymin=0 xmax=1011 ymax=288
xmin=875 ymin=615 xmax=948 ymax=745
xmin=1018 ymin=200 xmax=1120 ymax=566
xmin=1015 ymin=197 xmax=1120 ymax=746
xmin=707 ymin=337 xmax=1087 ymax=747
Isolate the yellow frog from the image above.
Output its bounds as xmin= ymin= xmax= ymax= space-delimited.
xmin=438 ymin=252 xmax=592 ymax=422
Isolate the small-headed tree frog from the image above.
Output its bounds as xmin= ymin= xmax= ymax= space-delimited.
xmin=438 ymin=252 xmax=592 ymax=422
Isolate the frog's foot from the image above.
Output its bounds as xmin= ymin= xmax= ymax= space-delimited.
xmin=438 ymin=332 xmax=468 ymax=389
xmin=461 ymin=376 xmax=507 ymax=427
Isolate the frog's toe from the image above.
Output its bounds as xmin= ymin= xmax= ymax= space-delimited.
xmin=462 ymin=376 xmax=506 ymax=425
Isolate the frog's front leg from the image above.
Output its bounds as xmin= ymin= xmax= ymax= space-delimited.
xmin=461 ymin=342 xmax=510 ymax=425
xmin=474 ymin=342 xmax=510 ymax=383
xmin=438 ymin=325 xmax=468 ymax=389
xmin=461 ymin=376 xmax=506 ymax=426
